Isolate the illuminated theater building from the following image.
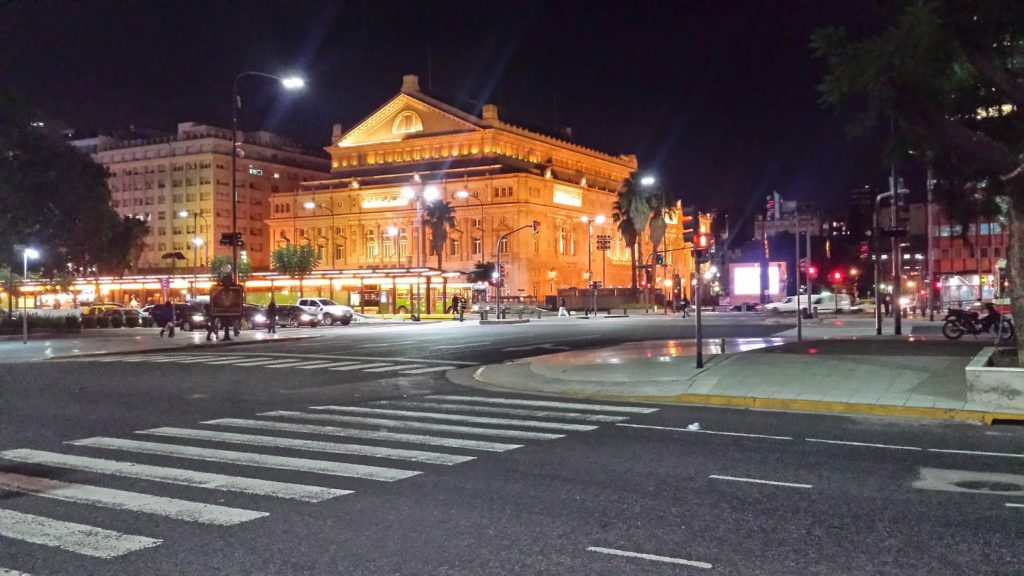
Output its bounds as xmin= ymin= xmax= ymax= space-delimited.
xmin=267 ymin=74 xmax=689 ymax=312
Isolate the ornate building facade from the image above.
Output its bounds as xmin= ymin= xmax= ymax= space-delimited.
xmin=267 ymin=75 xmax=688 ymax=310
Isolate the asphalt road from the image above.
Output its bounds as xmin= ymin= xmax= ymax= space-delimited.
xmin=1 ymin=316 xmax=1022 ymax=575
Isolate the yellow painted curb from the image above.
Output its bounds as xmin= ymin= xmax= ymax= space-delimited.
xmin=550 ymin=392 xmax=1024 ymax=425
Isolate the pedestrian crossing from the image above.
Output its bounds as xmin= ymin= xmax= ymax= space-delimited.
xmin=0 ymin=395 xmax=658 ymax=570
xmin=59 ymin=352 xmax=464 ymax=376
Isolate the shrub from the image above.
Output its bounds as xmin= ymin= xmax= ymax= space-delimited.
xmin=141 ymin=316 xmax=154 ymax=328
xmin=65 ymin=315 xmax=81 ymax=329
xmin=96 ymin=316 xmax=111 ymax=328
xmin=125 ymin=315 xmax=140 ymax=328
xmin=82 ymin=315 xmax=98 ymax=328
xmin=110 ymin=315 xmax=124 ymax=328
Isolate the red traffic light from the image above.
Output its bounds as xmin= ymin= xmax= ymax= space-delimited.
xmin=831 ymin=270 xmax=843 ymax=282
xmin=807 ymin=266 xmax=818 ymax=279
xmin=696 ymin=233 xmax=710 ymax=250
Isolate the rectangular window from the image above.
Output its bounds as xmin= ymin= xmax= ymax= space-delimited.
xmin=498 ymin=238 xmax=509 ymax=254
xmin=472 ymin=217 xmax=482 ymax=229
xmin=472 ymin=237 xmax=482 ymax=255
xmin=994 ymin=246 xmax=1002 ymax=257
xmin=248 ymin=167 xmax=263 ymax=176
xmin=450 ymin=239 xmax=460 ymax=257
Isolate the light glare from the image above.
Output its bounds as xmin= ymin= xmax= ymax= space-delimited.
xmin=281 ymin=77 xmax=305 ymax=90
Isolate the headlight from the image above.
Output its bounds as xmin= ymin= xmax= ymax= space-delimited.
xmin=899 ymin=297 xmax=910 ymax=306
xmin=254 ymin=314 xmax=266 ymax=322
xmin=300 ymin=314 xmax=312 ymax=321
xmin=192 ymin=314 xmax=204 ymax=322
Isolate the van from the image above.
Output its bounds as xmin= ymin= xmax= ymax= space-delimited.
xmin=764 ymin=293 xmax=852 ymax=314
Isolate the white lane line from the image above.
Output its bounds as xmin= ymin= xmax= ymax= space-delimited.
xmin=0 ymin=508 xmax=161 ymax=559
xmin=399 ymin=366 xmax=459 ymax=374
xmin=309 ymin=406 xmax=598 ymax=432
xmin=259 ymin=411 xmax=564 ymax=440
xmin=1006 ymin=503 xmax=1024 ymax=508
xmin=198 ymin=351 xmax=477 ymax=366
xmin=173 ymin=356 xmax=245 ymax=364
xmin=586 ymin=546 xmax=712 ymax=569
xmin=230 ymin=358 xmax=300 ymax=367
xmin=206 ymin=418 xmax=522 ymax=452
xmin=0 ymin=449 xmax=349 ymax=502
xmin=616 ymin=423 xmax=793 ymax=440
xmin=0 ymin=568 xmax=32 ymax=576
xmin=68 ymin=437 xmax=420 ymax=482
xmin=264 ymin=360 xmax=322 ymax=368
xmin=806 ymin=438 xmax=922 ymax=451
xmin=363 ymin=364 xmax=425 ymax=372
xmin=203 ymin=357 xmax=274 ymax=365
xmin=115 ymin=355 xmax=181 ymax=362
xmin=148 ymin=355 xmax=202 ymax=362
xmin=928 ymin=448 xmax=1024 ymax=458
xmin=379 ymin=401 xmax=629 ymax=423
xmin=302 ymin=361 xmax=361 ymax=369
xmin=425 ymin=395 xmax=658 ymax=414
xmin=709 ymin=474 xmax=813 ymax=489
xmin=435 ymin=342 xmax=491 ymax=349
xmin=138 ymin=427 xmax=474 ymax=465
xmin=327 ymin=363 xmax=393 ymax=371
xmin=293 ymin=361 xmax=351 ymax=369
xmin=0 ymin=472 xmax=267 ymax=526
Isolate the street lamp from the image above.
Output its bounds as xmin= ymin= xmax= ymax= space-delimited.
xmin=231 ymin=71 xmax=305 ymax=284
xmin=22 ymin=247 xmax=39 ymax=344
xmin=455 ymin=189 xmax=485 ymax=262
xmin=640 ymin=175 xmax=657 ymax=187
xmin=401 ymin=180 xmax=441 ymax=320
xmin=303 ymin=200 xmax=338 ymax=271
xmin=179 ymin=209 xmax=209 ymax=297
xmin=385 ymin=225 xmax=400 ymax=268
xmin=581 ymin=214 xmax=606 ymax=315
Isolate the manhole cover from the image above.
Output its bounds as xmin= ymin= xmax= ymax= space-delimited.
xmin=952 ymin=480 xmax=1023 ymax=492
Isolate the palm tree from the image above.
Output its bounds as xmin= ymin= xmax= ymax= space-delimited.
xmin=613 ymin=173 xmax=653 ymax=289
xmin=646 ymin=189 xmax=676 ymax=255
xmin=612 ymin=199 xmax=639 ymax=289
xmin=423 ymin=200 xmax=458 ymax=271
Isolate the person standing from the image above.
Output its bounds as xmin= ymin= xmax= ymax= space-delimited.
xmin=557 ymin=297 xmax=569 ymax=317
xmin=266 ymin=298 xmax=277 ymax=334
xmin=680 ymin=295 xmax=691 ymax=318
xmin=159 ymin=301 xmax=175 ymax=338
xmin=204 ymin=303 xmax=216 ymax=342
xmin=458 ymin=295 xmax=466 ymax=322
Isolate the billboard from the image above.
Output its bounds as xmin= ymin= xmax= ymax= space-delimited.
xmin=730 ymin=262 xmax=784 ymax=298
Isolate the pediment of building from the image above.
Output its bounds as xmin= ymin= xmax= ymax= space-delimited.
xmin=335 ymin=93 xmax=482 ymax=148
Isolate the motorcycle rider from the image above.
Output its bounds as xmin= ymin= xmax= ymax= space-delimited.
xmin=978 ymin=302 xmax=1002 ymax=333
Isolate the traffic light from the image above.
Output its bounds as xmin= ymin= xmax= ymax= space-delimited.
xmin=673 ymin=273 xmax=682 ymax=294
xmin=654 ymin=252 xmax=665 ymax=266
xmin=531 ymin=220 xmax=540 ymax=234
xmin=219 ymin=232 xmax=244 ymax=247
xmin=643 ymin=266 xmax=653 ymax=287
xmin=681 ymin=205 xmax=697 ymax=244
xmin=695 ymin=233 xmax=710 ymax=250
xmin=831 ymin=270 xmax=843 ymax=283
xmin=807 ymin=266 xmax=818 ymax=279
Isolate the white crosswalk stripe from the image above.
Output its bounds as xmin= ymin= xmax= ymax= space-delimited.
xmin=68 ymin=437 xmax=420 ymax=482
xmin=202 ymin=357 xmax=274 ymax=365
xmin=259 ymin=410 xmax=564 ymax=440
xmin=309 ymin=406 xmax=598 ymax=432
xmin=0 ymin=472 xmax=266 ymax=526
xmin=0 ymin=508 xmax=162 ymax=559
xmin=399 ymin=366 xmax=458 ymax=374
xmin=328 ymin=362 xmax=393 ymax=371
xmin=173 ymin=355 xmax=245 ymax=364
xmin=293 ymin=361 xmax=350 ymax=369
xmin=263 ymin=359 xmax=319 ymax=368
xmin=425 ymin=395 xmax=659 ymax=414
xmin=138 ymin=427 xmax=474 ymax=465
xmin=364 ymin=364 xmax=425 ymax=372
xmin=205 ymin=418 xmax=522 ymax=452
xmin=229 ymin=358 xmax=299 ymax=366
xmin=0 ymin=567 xmax=33 ymax=576
xmin=302 ymin=361 xmax=362 ymax=369
xmin=375 ymin=401 xmax=630 ymax=423
xmin=0 ymin=449 xmax=348 ymax=502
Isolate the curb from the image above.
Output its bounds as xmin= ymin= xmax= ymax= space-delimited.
xmin=40 ymin=334 xmax=315 ymax=360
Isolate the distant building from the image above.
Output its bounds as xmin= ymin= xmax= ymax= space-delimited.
xmin=71 ymin=122 xmax=330 ymax=272
xmin=929 ymin=205 xmax=1009 ymax=302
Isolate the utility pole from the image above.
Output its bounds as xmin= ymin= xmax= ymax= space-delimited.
xmin=695 ymin=252 xmax=704 ymax=369
xmin=926 ymin=159 xmax=934 ymax=321
xmin=891 ymin=171 xmax=902 ymax=335
xmin=795 ymin=225 xmax=802 ymax=341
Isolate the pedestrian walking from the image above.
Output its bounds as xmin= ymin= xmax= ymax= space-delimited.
xmin=680 ymin=296 xmax=691 ymax=318
xmin=158 ymin=301 xmax=175 ymax=338
xmin=458 ymin=295 xmax=466 ymax=322
xmin=557 ymin=297 xmax=569 ymax=317
xmin=204 ymin=303 xmax=216 ymax=342
xmin=883 ymin=294 xmax=891 ymax=317
xmin=449 ymin=294 xmax=459 ymax=319
xmin=266 ymin=298 xmax=277 ymax=334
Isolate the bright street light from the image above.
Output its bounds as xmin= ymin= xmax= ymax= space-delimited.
xmin=303 ymin=201 xmax=317 ymax=210
xmin=385 ymin=225 xmax=399 ymax=237
xmin=193 ymin=237 xmax=204 ymax=247
xmin=178 ymin=210 xmax=189 ymax=218
xmin=24 ymin=248 xmax=39 ymax=260
xmin=281 ymin=76 xmax=305 ymax=90
xmin=422 ymin=185 xmax=440 ymax=202
xmin=455 ymin=190 xmax=470 ymax=200
xmin=640 ymin=176 xmax=656 ymax=186
xmin=22 ymin=247 xmax=39 ymax=345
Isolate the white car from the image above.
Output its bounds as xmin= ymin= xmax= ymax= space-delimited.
xmin=764 ymin=294 xmax=852 ymax=314
xmin=297 ymin=298 xmax=354 ymax=326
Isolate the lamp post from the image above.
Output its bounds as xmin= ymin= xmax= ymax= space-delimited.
xmin=179 ymin=210 xmax=209 ymax=298
xmin=22 ymin=247 xmax=39 ymax=344
xmin=303 ymin=200 xmax=338 ymax=271
xmin=401 ymin=179 xmax=440 ymax=320
xmin=385 ymin=225 xmax=400 ymax=268
xmin=231 ymin=72 xmax=304 ymax=284
xmin=455 ymin=189 xmax=485 ymax=261
xmin=580 ymin=214 xmax=606 ymax=315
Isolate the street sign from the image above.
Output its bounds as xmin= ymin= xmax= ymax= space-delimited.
xmin=159 ymin=277 xmax=170 ymax=290
xmin=595 ymin=234 xmax=612 ymax=251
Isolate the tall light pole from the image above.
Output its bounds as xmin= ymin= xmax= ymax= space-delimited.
xmin=231 ymin=72 xmax=304 ymax=284
xmin=22 ymin=247 xmax=39 ymax=344
xmin=401 ymin=179 xmax=440 ymax=320
xmin=581 ymin=214 xmax=606 ymax=315
xmin=303 ymin=200 xmax=337 ymax=270
xmin=179 ymin=210 xmax=209 ymax=297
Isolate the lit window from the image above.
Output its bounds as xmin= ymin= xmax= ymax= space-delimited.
xmin=248 ymin=167 xmax=263 ymax=176
xmin=392 ymin=111 xmax=424 ymax=134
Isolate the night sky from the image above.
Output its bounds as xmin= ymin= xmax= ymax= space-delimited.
xmin=2 ymin=1 xmax=888 ymax=221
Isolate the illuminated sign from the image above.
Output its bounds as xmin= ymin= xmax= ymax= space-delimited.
xmin=552 ymin=184 xmax=582 ymax=207
xmin=248 ymin=167 xmax=263 ymax=176
xmin=361 ymin=194 xmax=411 ymax=209
xmin=731 ymin=264 xmax=781 ymax=296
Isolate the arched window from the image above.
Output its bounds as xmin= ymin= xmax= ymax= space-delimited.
xmin=392 ymin=111 xmax=423 ymax=134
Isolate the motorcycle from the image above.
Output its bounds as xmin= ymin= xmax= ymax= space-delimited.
xmin=942 ymin=307 xmax=1015 ymax=344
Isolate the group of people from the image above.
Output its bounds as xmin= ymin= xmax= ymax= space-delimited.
xmin=151 ymin=301 xmax=238 ymax=341
xmin=448 ymin=294 xmax=468 ymax=322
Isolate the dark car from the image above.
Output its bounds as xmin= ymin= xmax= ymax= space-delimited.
xmin=276 ymin=305 xmax=319 ymax=328
xmin=101 ymin=308 xmax=141 ymax=322
xmin=242 ymin=304 xmax=269 ymax=329
xmin=173 ymin=304 xmax=208 ymax=331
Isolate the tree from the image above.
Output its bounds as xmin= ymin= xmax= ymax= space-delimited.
xmin=1 ymin=268 xmax=19 ymax=319
xmin=612 ymin=199 xmax=639 ymax=288
xmin=647 ymin=187 xmax=676 ymax=254
xmin=271 ymin=244 xmax=321 ymax=297
xmin=423 ymin=200 xmax=458 ymax=270
xmin=613 ymin=173 xmax=654 ymax=290
xmin=207 ymin=255 xmax=252 ymax=282
xmin=812 ymin=1 xmax=1024 ymax=363
xmin=0 ymin=90 xmax=125 ymax=277
xmin=466 ymin=261 xmax=497 ymax=284
xmin=97 ymin=216 xmax=150 ymax=276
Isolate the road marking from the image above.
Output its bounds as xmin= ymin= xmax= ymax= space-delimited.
xmin=173 ymin=355 xmax=245 ymax=364
xmin=138 ymin=427 xmax=474 ymax=465
xmin=0 ymin=508 xmax=161 ymax=558
xmin=309 ymin=406 xmax=598 ymax=432
xmin=363 ymin=364 xmax=425 ymax=372
xmin=293 ymin=361 xmax=350 ymax=369
xmin=327 ymin=362 xmax=393 ymax=371
xmin=1006 ymin=503 xmax=1024 ymax=508
xmin=617 ymin=423 xmax=793 ymax=440
xmin=205 ymin=418 xmax=521 ymax=452
xmin=436 ymin=342 xmax=491 ymax=349
xmin=502 ymin=343 xmax=569 ymax=352
xmin=586 ymin=546 xmax=712 ymax=569
xmin=399 ymin=366 xmax=458 ymax=374
xmin=709 ymin=474 xmax=812 ymax=489
xmin=0 ymin=472 xmax=267 ymax=525
xmin=68 ymin=437 xmax=420 ymax=482
xmin=230 ymin=358 xmax=300 ymax=366
xmin=187 ymin=351 xmax=477 ymax=366
xmin=301 ymin=361 xmax=362 ymax=369
xmin=379 ymin=401 xmax=629 ymax=423
xmin=806 ymin=438 xmax=922 ymax=450
xmin=148 ymin=355 xmax=201 ymax=362
xmin=927 ymin=449 xmax=1024 ymax=458
xmin=0 ymin=449 xmax=349 ymax=502
xmin=202 ymin=357 xmax=275 ymax=365
xmin=358 ymin=340 xmax=416 ymax=348
xmin=259 ymin=411 xmax=564 ymax=440
xmin=425 ymin=395 xmax=658 ymax=414
xmin=116 ymin=355 xmax=181 ymax=362
xmin=0 ymin=568 xmax=32 ymax=576
xmin=264 ymin=359 xmax=322 ymax=368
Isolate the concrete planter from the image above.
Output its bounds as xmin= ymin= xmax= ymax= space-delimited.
xmin=966 ymin=347 xmax=1024 ymax=410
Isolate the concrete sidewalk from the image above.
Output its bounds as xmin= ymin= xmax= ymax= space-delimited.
xmin=470 ymin=335 xmax=1024 ymax=424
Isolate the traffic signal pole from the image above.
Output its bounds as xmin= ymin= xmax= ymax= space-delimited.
xmin=695 ymin=253 xmax=703 ymax=369
xmin=795 ymin=225 xmax=802 ymax=342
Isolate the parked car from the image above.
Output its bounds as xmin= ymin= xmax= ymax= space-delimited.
xmin=102 ymin=308 xmax=141 ymax=322
xmin=297 ymin=298 xmax=354 ymax=326
xmin=276 ymin=305 xmax=319 ymax=328
xmin=81 ymin=304 xmax=122 ymax=317
xmin=242 ymin=304 xmax=269 ymax=329
xmin=173 ymin=303 xmax=207 ymax=331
